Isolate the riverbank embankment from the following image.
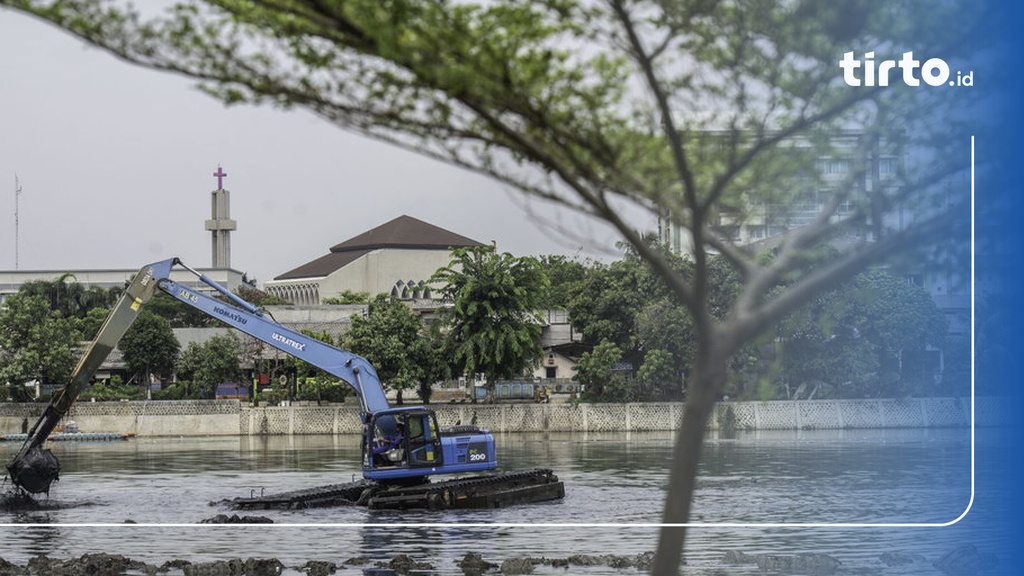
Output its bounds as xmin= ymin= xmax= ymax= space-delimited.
xmin=0 ymin=397 xmax=995 ymax=437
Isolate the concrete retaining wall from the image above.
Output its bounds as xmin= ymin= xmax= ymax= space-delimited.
xmin=0 ymin=400 xmax=242 ymax=437
xmin=0 ymin=397 xmax=1000 ymax=437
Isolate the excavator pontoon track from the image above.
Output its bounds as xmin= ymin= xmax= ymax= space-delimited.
xmin=226 ymin=468 xmax=564 ymax=511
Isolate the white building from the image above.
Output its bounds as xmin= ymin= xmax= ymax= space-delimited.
xmin=265 ymin=214 xmax=485 ymax=305
xmin=0 ymin=267 xmax=246 ymax=306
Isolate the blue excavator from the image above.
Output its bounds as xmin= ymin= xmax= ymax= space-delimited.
xmin=5 ymin=258 xmax=562 ymax=510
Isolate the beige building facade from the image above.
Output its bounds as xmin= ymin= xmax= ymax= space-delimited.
xmin=265 ymin=215 xmax=484 ymax=305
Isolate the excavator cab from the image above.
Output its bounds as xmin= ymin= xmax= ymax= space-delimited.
xmin=363 ymin=407 xmax=497 ymax=482
xmin=365 ymin=408 xmax=444 ymax=478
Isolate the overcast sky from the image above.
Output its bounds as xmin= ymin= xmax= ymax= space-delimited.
xmin=0 ymin=10 xmax=643 ymax=286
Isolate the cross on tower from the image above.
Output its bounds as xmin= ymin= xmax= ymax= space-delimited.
xmin=213 ymin=166 xmax=227 ymax=189
xmin=207 ymin=165 xmax=236 ymax=268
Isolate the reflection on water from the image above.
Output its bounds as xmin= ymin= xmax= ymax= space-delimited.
xmin=0 ymin=428 xmax=1001 ymax=575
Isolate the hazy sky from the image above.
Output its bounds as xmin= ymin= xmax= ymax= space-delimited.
xmin=0 ymin=10 xmax=642 ymax=286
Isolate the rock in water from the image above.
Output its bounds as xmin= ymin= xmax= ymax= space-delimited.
xmin=458 ymin=553 xmax=497 ymax=576
xmin=200 ymin=514 xmax=274 ymax=524
xmin=934 ymin=544 xmax=998 ymax=575
xmin=499 ymin=557 xmax=535 ymax=574
xmin=756 ymin=553 xmax=841 ymax=575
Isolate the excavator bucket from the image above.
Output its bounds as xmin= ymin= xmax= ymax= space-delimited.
xmin=6 ymin=444 xmax=60 ymax=494
xmin=4 ymin=263 xmax=164 ymax=496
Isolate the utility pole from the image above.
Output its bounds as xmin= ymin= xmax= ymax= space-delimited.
xmin=14 ymin=174 xmax=22 ymax=270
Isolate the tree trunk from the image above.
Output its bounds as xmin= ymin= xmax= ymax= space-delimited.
xmin=652 ymin=349 xmax=728 ymax=575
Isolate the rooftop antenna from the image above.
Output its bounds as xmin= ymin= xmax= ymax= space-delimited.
xmin=14 ymin=174 xmax=22 ymax=270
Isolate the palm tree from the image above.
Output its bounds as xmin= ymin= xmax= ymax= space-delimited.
xmin=432 ymin=246 xmax=548 ymax=399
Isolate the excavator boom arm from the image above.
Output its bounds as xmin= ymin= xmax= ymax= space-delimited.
xmin=5 ymin=258 xmax=388 ymax=493
xmin=156 ymin=278 xmax=387 ymax=414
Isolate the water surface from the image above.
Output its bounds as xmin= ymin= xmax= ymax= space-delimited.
xmin=0 ymin=428 xmax=997 ymax=575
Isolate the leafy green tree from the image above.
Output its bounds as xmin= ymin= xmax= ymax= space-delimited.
xmin=567 ymin=257 xmax=652 ymax=353
xmin=346 ymin=294 xmax=430 ymax=405
xmin=146 ymin=291 xmax=217 ymax=328
xmin=567 ymin=242 xmax=696 ymax=369
xmin=119 ymin=311 xmax=180 ymax=390
xmin=432 ymin=246 xmax=547 ymax=394
xmin=779 ymin=313 xmax=879 ymax=399
xmin=234 ymin=285 xmax=290 ymax=307
xmin=939 ymin=334 xmax=971 ymax=398
xmin=778 ymin=268 xmax=949 ymax=399
xmin=575 ymin=340 xmax=634 ymax=403
xmin=536 ymin=255 xmax=590 ymax=310
xmin=295 ymin=375 xmax=348 ymax=404
xmin=4 ymin=1 xmax=991 ymax=570
xmin=18 ymin=273 xmax=119 ymax=319
xmin=0 ymin=293 xmax=81 ymax=394
xmin=283 ymin=329 xmax=346 ymax=402
xmin=416 ymin=318 xmax=452 ymax=404
xmin=634 ymin=299 xmax=694 ymax=396
xmin=148 ymin=285 xmax=288 ymax=329
xmin=322 ymin=290 xmax=371 ymax=305
xmin=82 ymin=376 xmax=143 ymax=401
xmin=15 ymin=275 xmax=120 ymax=343
xmin=174 ymin=343 xmax=205 ymax=398
xmin=851 ymin=271 xmax=949 ymax=392
xmin=635 ymin=348 xmax=679 ymax=400
xmin=175 ymin=333 xmax=243 ymax=398
xmin=77 ymin=307 xmax=114 ymax=341
xmin=571 ymin=251 xmax=739 ymax=399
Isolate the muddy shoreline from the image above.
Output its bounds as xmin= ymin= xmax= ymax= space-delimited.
xmin=0 ymin=551 xmax=659 ymax=576
xmin=0 ymin=545 xmax=998 ymax=576
xmin=0 ymin=499 xmax=999 ymax=576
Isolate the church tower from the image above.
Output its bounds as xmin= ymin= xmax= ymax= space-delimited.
xmin=205 ymin=166 xmax=237 ymax=269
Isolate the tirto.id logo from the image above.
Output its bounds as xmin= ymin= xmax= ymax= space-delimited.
xmin=840 ymin=52 xmax=973 ymax=87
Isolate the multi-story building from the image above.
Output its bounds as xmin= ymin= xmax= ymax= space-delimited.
xmin=658 ymin=129 xmax=969 ymax=337
xmin=659 ymin=130 xmax=908 ymax=250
